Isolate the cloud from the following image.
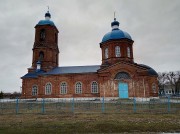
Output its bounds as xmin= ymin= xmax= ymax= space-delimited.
xmin=0 ymin=0 xmax=180 ymax=92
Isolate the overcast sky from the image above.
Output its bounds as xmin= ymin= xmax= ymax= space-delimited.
xmin=0 ymin=0 xmax=180 ymax=93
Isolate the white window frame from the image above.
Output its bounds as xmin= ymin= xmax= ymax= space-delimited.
xmin=91 ymin=81 xmax=98 ymax=93
xmin=75 ymin=82 xmax=82 ymax=94
xmin=60 ymin=82 xmax=67 ymax=94
xmin=105 ymin=48 xmax=108 ymax=59
xmin=127 ymin=47 xmax=130 ymax=58
xmin=45 ymin=82 xmax=52 ymax=95
xmin=115 ymin=46 xmax=121 ymax=57
xmin=152 ymin=83 xmax=156 ymax=93
xmin=32 ymin=85 xmax=38 ymax=96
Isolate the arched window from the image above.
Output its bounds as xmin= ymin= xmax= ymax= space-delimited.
xmin=91 ymin=81 xmax=98 ymax=93
xmin=114 ymin=72 xmax=131 ymax=80
xmin=45 ymin=83 xmax=52 ymax=95
xmin=60 ymin=82 xmax=67 ymax=94
xmin=115 ymin=46 xmax=121 ymax=57
xmin=127 ymin=47 xmax=130 ymax=58
xmin=39 ymin=51 xmax=44 ymax=61
xmin=55 ymin=33 xmax=58 ymax=43
xmin=40 ymin=29 xmax=46 ymax=41
xmin=152 ymin=83 xmax=156 ymax=93
xmin=105 ymin=48 xmax=108 ymax=59
xmin=75 ymin=82 xmax=82 ymax=94
xmin=32 ymin=85 xmax=38 ymax=96
xmin=56 ymin=54 xmax=58 ymax=65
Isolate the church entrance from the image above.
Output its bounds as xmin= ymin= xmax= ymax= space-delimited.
xmin=118 ymin=82 xmax=128 ymax=98
xmin=114 ymin=71 xmax=131 ymax=98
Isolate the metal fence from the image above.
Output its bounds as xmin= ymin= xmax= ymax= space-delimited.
xmin=0 ymin=97 xmax=180 ymax=115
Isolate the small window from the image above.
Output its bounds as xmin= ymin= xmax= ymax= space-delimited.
xmin=55 ymin=33 xmax=58 ymax=43
xmin=32 ymin=85 xmax=38 ymax=96
xmin=45 ymin=83 xmax=52 ymax=95
xmin=105 ymin=48 xmax=108 ymax=59
xmin=115 ymin=46 xmax=121 ymax=57
xmin=127 ymin=47 xmax=130 ymax=58
xmin=60 ymin=82 xmax=67 ymax=94
xmin=40 ymin=29 xmax=46 ymax=41
xmin=152 ymin=83 xmax=156 ymax=93
xmin=39 ymin=51 xmax=44 ymax=61
xmin=91 ymin=81 xmax=98 ymax=93
xmin=75 ymin=82 xmax=82 ymax=94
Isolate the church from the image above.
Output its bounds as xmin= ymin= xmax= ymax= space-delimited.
xmin=21 ymin=11 xmax=158 ymax=99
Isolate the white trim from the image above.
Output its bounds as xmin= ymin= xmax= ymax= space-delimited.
xmin=105 ymin=48 xmax=108 ymax=59
xmin=115 ymin=46 xmax=121 ymax=57
xmin=127 ymin=47 xmax=130 ymax=58
xmin=60 ymin=82 xmax=67 ymax=94
xmin=45 ymin=82 xmax=52 ymax=95
xmin=91 ymin=81 xmax=98 ymax=93
xmin=32 ymin=85 xmax=38 ymax=96
xmin=75 ymin=82 xmax=82 ymax=94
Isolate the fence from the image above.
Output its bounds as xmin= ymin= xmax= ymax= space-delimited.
xmin=0 ymin=97 xmax=180 ymax=115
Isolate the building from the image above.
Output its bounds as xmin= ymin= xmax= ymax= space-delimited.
xmin=21 ymin=11 xmax=158 ymax=99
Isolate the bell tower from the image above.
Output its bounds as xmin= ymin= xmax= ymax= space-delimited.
xmin=29 ymin=10 xmax=59 ymax=72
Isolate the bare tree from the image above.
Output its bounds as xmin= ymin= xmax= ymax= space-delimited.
xmin=175 ymin=71 xmax=180 ymax=94
xmin=157 ymin=72 xmax=167 ymax=95
xmin=158 ymin=71 xmax=180 ymax=95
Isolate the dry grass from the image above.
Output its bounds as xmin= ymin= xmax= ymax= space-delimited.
xmin=0 ymin=113 xmax=180 ymax=133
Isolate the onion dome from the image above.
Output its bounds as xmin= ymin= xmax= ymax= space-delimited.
xmin=45 ymin=11 xmax=51 ymax=19
xmin=102 ymin=18 xmax=132 ymax=43
xmin=111 ymin=18 xmax=119 ymax=29
xmin=36 ymin=11 xmax=55 ymax=26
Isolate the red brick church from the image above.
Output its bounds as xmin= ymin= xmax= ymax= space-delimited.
xmin=21 ymin=11 xmax=158 ymax=99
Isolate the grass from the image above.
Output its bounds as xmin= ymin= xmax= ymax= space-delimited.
xmin=0 ymin=113 xmax=180 ymax=133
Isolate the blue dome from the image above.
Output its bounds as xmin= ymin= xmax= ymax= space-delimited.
xmin=102 ymin=29 xmax=132 ymax=43
xmin=37 ymin=20 xmax=55 ymax=26
xmin=138 ymin=64 xmax=158 ymax=76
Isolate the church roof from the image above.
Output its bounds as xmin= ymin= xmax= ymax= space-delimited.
xmin=37 ymin=20 xmax=55 ymax=26
xmin=138 ymin=64 xmax=158 ymax=76
xmin=46 ymin=65 xmax=100 ymax=75
xmin=21 ymin=65 xmax=100 ymax=78
xmin=101 ymin=18 xmax=132 ymax=43
xmin=21 ymin=70 xmax=45 ymax=78
xmin=102 ymin=29 xmax=132 ymax=43
xmin=36 ymin=11 xmax=55 ymax=26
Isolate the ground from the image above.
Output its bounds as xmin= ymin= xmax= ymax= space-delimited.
xmin=0 ymin=113 xmax=180 ymax=133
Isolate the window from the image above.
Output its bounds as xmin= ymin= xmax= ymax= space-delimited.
xmin=60 ymin=82 xmax=67 ymax=94
xmin=115 ymin=46 xmax=121 ymax=57
xmin=114 ymin=72 xmax=131 ymax=80
xmin=127 ymin=47 xmax=130 ymax=58
xmin=45 ymin=83 xmax=52 ymax=95
xmin=40 ymin=29 xmax=46 ymax=41
xmin=55 ymin=33 xmax=58 ymax=43
xmin=152 ymin=83 xmax=156 ymax=93
xmin=105 ymin=48 xmax=108 ymax=59
xmin=39 ymin=51 xmax=44 ymax=61
xmin=75 ymin=82 xmax=82 ymax=94
xmin=91 ymin=81 xmax=98 ymax=93
xmin=32 ymin=85 xmax=38 ymax=96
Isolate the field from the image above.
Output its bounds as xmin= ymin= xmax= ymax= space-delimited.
xmin=0 ymin=98 xmax=180 ymax=133
xmin=0 ymin=113 xmax=180 ymax=134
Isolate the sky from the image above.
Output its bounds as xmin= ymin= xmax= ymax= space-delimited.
xmin=0 ymin=0 xmax=180 ymax=93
